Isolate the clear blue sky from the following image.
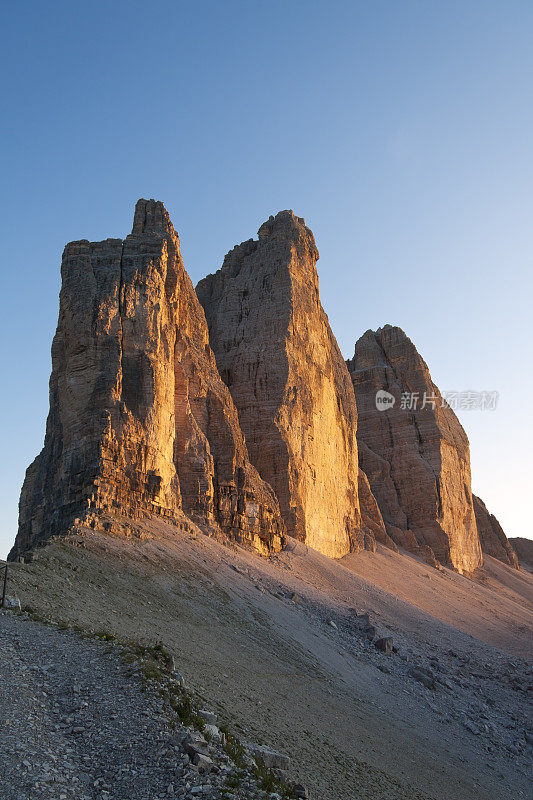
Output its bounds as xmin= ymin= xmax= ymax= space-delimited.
xmin=1 ymin=1 xmax=531 ymax=558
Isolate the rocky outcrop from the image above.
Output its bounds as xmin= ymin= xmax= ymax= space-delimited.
xmin=358 ymin=464 xmax=398 ymax=552
xmin=509 ymin=538 xmax=533 ymax=572
xmin=10 ymin=200 xmax=284 ymax=561
xmin=347 ymin=326 xmax=482 ymax=573
xmin=197 ymin=210 xmax=365 ymax=559
xmin=473 ymin=496 xmax=519 ymax=568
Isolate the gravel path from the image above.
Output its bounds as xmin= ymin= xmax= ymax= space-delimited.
xmin=0 ymin=611 xmax=187 ymax=800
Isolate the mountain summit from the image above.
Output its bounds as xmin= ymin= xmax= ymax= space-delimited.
xmin=10 ymin=200 xmax=284 ymax=561
xmin=197 ymin=210 xmax=368 ymax=558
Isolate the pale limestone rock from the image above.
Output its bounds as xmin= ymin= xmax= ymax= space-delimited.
xmin=10 ymin=200 xmax=284 ymax=561
xmin=347 ymin=326 xmax=483 ymax=574
xmin=473 ymin=496 xmax=519 ymax=568
xmin=197 ymin=211 xmax=365 ymax=558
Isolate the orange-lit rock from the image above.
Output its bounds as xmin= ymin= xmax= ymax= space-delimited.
xmin=197 ymin=211 xmax=365 ymax=559
xmin=347 ymin=325 xmax=483 ymax=574
xmin=10 ymin=200 xmax=284 ymax=561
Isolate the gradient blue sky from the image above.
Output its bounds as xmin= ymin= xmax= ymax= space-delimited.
xmin=1 ymin=1 xmax=532 ymax=558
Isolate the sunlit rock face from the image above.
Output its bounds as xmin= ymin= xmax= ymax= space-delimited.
xmin=347 ymin=325 xmax=483 ymax=574
xmin=10 ymin=200 xmax=284 ymax=561
xmin=197 ymin=210 xmax=366 ymax=559
xmin=473 ymin=496 xmax=519 ymax=568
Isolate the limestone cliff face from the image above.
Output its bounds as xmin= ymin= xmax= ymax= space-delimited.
xmin=509 ymin=538 xmax=533 ymax=572
xmin=358 ymin=466 xmax=398 ymax=553
xmin=473 ymin=496 xmax=519 ymax=568
xmin=347 ymin=326 xmax=483 ymax=574
xmin=197 ymin=211 xmax=364 ymax=559
xmin=10 ymin=200 xmax=284 ymax=561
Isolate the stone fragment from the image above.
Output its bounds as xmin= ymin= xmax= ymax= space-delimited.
xmin=185 ymin=732 xmax=209 ymax=760
xmin=2 ymin=596 xmax=21 ymax=611
xmin=192 ymin=753 xmax=213 ymax=772
xmin=172 ymin=670 xmax=186 ymax=688
xmin=347 ymin=325 xmax=483 ymax=573
xmin=198 ymin=710 xmax=217 ymax=725
xmin=375 ymin=637 xmax=394 ymax=654
xmin=197 ymin=210 xmax=368 ymax=558
xmin=409 ymin=666 xmax=437 ymax=690
xmin=248 ymin=744 xmax=291 ymax=770
xmin=292 ymin=783 xmax=310 ymax=798
xmin=464 ymin=719 xmax=482 ymax=735
xmin=203 ymin=724 xmax=220 ymax=740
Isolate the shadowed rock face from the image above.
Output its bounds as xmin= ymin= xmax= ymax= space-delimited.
xmin=473 ymin=496 xmax=519 ymax=568
xmin=10 ymin=200 xmax=284 ymax=561
xmin=509 ymin=537 xmax=533 ymax=572
xmin=197 ymin=211 xmax=365 ymax=559
xmin=357 ymin=465 xmax=398 ymax=553
xmin=347 ymin=325 xmax=483 ymax=574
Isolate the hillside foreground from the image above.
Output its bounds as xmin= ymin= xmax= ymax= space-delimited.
xmin=6 ymin=517 xmax=533 ymax=800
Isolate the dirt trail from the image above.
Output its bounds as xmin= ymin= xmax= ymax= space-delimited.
xmin=0 ymin=612 xmax=180 ymax=799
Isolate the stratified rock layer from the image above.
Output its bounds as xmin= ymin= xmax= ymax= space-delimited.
xmin=473 ymin=496 xmax=519 ymax=568
xmin=197 ymin=211 xmax=364 ymax=558
xmin=347 ymin=326 xmax=482 ymax=573
xmin=10 ymin=200 xmax=284 ymax=561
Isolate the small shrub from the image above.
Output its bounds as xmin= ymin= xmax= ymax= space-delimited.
xmin=93 ymin=630 xmax=116 ymax=641
xmin=173 ymin=692 xmax=204 ymax=729
xmin=225 ymin=774 xmax=241 ymax=789
xmin=220 ymin=727 xmax=247 ymax=770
